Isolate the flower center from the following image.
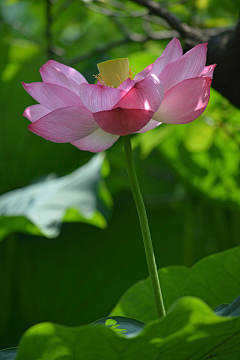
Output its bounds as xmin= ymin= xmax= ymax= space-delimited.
xmin=97 ymin=58 xmax=129 ymax=88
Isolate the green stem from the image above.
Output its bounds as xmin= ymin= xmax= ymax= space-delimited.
xmin=123 ymin=135 xmax=166 ymax=319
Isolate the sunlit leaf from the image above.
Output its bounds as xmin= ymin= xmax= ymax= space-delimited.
xmin=0 ymin=154 xmax=110 ymax=240
xmin=132 ymin=124 xmax=175 ymax=158
xmin=111 ymin=246 xmax=240 ymax=322
xmin=15 ymin=297 xmax=240 ymax=360
xmin=184 ymin=119 xmax=215 ymax=153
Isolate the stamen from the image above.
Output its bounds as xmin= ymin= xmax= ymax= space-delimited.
xmin=116 ymin=75 xmax=122 ymax=84
xmin=101 ymin=75 xmax=113 ymax=87
xmin=129 ymin=66 xmax=135 ymax=80
xmin=93 ymin=74 xmax=105 ymax=86
xmin=93 ymin=74 xmax=114 ymax=87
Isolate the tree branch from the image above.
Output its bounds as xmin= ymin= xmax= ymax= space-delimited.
xmin=68 ymin=38 xmax=130 ymax=65
xmin=46 ymin=0 xmax=54 ymax=60
xmin=74 ymin=0 xmax=240 ymax=109
xmin=132 ymin=0 xmax=206 ymax=43
xmin=68 ymin=29 xmax=178 ymax=65
xmin=131 ymin=0 xmax=240 ymax=109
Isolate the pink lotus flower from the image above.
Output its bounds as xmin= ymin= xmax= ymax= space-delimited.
xmin=22 ymin=38 xmax=215 ymax=153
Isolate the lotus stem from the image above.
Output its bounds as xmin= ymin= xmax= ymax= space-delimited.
xmin=123 ymin=135 xmax=166 ymax=319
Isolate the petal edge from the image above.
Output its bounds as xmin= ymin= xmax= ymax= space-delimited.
xmin=28 ymin=106 xmax=98 ymax=142
xmin=93 ymin=108 xmax=154 ymax=136
xmin=71 ymin=128 xmax=119 ymax=152
xmin=153 ymin=76 xmax=212 ymax=124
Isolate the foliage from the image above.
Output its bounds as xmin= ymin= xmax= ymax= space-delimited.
xmin=0 ymin=154 xmax=110 ymax=240
xmin=1 ymin=0 xmax=240 ymax=355
xmin=111 ymin=246 xmax=240 ymax=321
xmin=14 ymin=298 xmax=240 ymax=360
xmin=134 ymin=88 xmax=240 ymax=210
xmin=2 ymin=247 xmax=240 ymax=360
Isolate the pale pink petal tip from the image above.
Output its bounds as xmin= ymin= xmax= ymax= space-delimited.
xmin=200 ymin=64 xmax=216 ymax=79
xmin=150 ymin=37 xmax=183 ymax=77
xmin=23 ymin=105 xmax=50 ymax=122
xmin=158 ymin=42 xmax=209 ymax=92
xmin=41 ymin=60 xmax=88 ymax=84
xmin=71 ymin=127 xmax=119 ymax=153
xmin=22 ymin=82 xmax=83 ymax=111
xmin=22 ymin=82 xmax=29 ymax=90
xmin=40 ymin=63 xmax=82 ymax=95
xmin=136 ymin=119 xmax=161 ymax=133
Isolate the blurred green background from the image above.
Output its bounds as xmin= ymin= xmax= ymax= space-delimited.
xmin=0 ymin=0 xmax=240 ymax=350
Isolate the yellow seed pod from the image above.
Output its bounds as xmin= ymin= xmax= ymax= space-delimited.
xmin=97 ymin=58 xmax=129 ymax=88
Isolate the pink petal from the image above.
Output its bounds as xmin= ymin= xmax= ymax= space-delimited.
xmin=40 ymin=64 xmax=80 ymax=94
xmin=23 ymin=105 xmax=50 ymax=122
xmin=28 ymin=106 xmax=98 ymax=142
xmin=43 ymin=60 xmax=88 ymax=84
xmin=153 ymin=76 xmax=212 ymax=124
xmin=22 ymin=82 xmax=83 ymax=111
xmin=200 ymin=64 xmax=216 ymax=79
xmin=159 ymin=43 xmax=208 ymax=92
xmin=134 ymin=63 xmax=153 ymax=81
xmin=118 ymin=78 xmax=136 ymax=91
xmin=71 ymin=127 xmax=119 ymax=153
xmin=93 ymin=108 xmax=154 ymax=136
xmin=114 ymin=74 xmax=164 ymax=113
xmin=79 ymin=83 xmax=125 ymax=113
xmin=150 ymin=38 xmax=183 ymax=77
xmin=135 ymin=119 xmax=161 ymax=133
